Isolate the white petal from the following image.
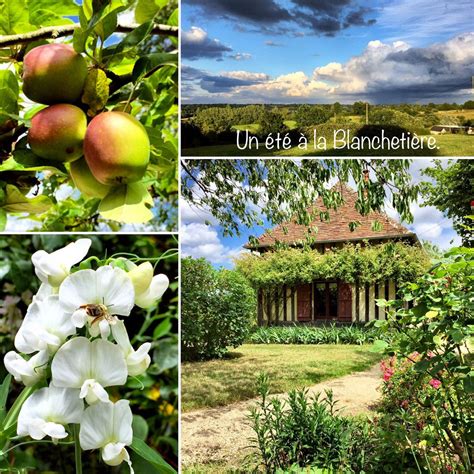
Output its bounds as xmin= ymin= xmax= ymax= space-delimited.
xmin=52 ymin=337 xmax=127 ymax=390
xmin=80 ymin=400 xmax=133 ymax=452
xmin=4 ymin=351 xmax=49 ymax=386
xmin=102 ymin=443 xmax=132 ymax=468
xmin=51 ymin=337 xmax=90 ymax=388
xmin=135 ymin=274 xmax=169 ymax=309
xmin=33 ymin=283 xmax=55 ymax=302
xmin=111 ymin=320 xmax=132 ymax=354
xmin=80 ymin=379 xmax=110 ymax=404
xmin=59 ymin=266 xmax=135 ymax=316
xmin=31 ymin=239 xmax=91 ymax=287
xmin=98 ymin=319 xmax=111 ymax=339
xmin=127 ymin=344 xmax=151 ymax=377
xmin=127 ymin=262 xmax=153 ymax=295
xmin=72 ymin=309 xmax=87 ymax=328
xmin=15 ymin=296 xmax=76 ymax=354
xmin=42 ymin=422 xmax=68 ymax=439
xmin=17 ymin=386 xmax=83 ymax=439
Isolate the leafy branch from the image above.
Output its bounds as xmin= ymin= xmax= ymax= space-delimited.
xmin=0 ymin=22 xmax=178 ymax=47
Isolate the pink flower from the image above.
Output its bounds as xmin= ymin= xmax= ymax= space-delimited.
xmin=429 ymin=379 xmax=441 ymax=389
xmin=383 ymin=368 xmax=394 ymax=381
xmin=400 ymin=399 xmax=409 ymax=409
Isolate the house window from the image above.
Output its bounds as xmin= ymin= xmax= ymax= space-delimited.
xmin=314 ymin=282 xmax=338 ymax=319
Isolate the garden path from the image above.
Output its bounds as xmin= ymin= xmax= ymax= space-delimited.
xmin=181 ymin=362 xmax=381 ymax=468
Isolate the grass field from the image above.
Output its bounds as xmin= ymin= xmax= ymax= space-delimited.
xmin=182 ymin=133 xmax=474 ymax=157
xmin=181 ymin=344 xmax=381 ymax=412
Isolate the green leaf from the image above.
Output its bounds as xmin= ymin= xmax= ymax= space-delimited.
xmin=153 ymin=318 xmax=171 ymax=339
xmin=1 ymin=146 xmax=67 ymax=174
xmin=0 ymin=70 xmax=19 ymax=125
xmin=98 ymin=182 xmax=154 ymax=223
xmin=153 ymin=339 xmax=178 ymax=373
xmin=134 ymin=0 xmax=166 ymax=23
xmin=371 ymin=339 xmax=389 ymax=353
xmin=130 ymin=437 xmax=176 ymax=474
xmin=463 ymin=375 xmax=474 ymax=394
xmin=0 ymin=375 xmax=11 ymax=425
xmin=0 ymin=0 xmax=32 ymax=34
xmin=2 ymin=185 xmax=52 ymax=213
xmin=132 ymin=52 xmax=177 ymax=82
xmin=27 ymin=0 xmax=78 ymax=27
xmin=81 ymin=68 xmax=110 ymax=116
xmin=132 ymin=415 xmax=149 ymax=441
xmin=102 ymin=20 xmax=153 ymax=60
xmin=0 ymin=209 xmax=6 ymax=231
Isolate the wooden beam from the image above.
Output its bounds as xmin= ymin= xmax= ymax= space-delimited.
xmin=283 ymin=285 xmax=288 ymax=322
xmin=355 ymin=281 xmax=360 ymax=322
xmin=365 ymin=284 xmax=370 ymax=322
xmin=291 ymin=287 xmax=296 ymax=321
xmin=374 ymin=283 xmax=379 ymax=320
xmin=257 ymin=289 xmax=263 ymax=326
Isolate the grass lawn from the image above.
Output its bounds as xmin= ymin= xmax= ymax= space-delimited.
xmin=181 ymin=344 xmax=381 ymax=412
xmin=181 ymin=133 xmax=473 ymax=157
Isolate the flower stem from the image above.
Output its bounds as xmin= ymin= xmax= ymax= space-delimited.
xmin=73 ymin=424 xmax=82 ymax=474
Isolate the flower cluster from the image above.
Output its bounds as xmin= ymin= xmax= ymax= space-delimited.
xmin=4 ymin=239 xmax=169 ymax=472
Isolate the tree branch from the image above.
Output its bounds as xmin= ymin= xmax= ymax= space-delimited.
xmin=0 ymin=22 xmax=178 ymax=47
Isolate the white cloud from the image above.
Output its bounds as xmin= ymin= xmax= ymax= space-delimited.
xmin=181 ymin=223 xmax=243 ymax=265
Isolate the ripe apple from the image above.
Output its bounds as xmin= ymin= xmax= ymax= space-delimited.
xmin=69 ymin=157 xmax=111 ymax=199
xmin=28 ymin=104 xmax=87 ymax=162
xmin=23 ymin=44 xmax=87 ymax=105
xmin=84 ymin=111 xmax=150 ymax=185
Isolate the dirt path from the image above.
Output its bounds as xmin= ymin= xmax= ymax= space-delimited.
xmin=181 ymin=363 xmax=382 ymax=468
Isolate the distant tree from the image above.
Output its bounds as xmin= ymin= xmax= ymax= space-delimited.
xmin=259 ymin=109 xmax=286 ymax=137
xmin=463 ymin=100 xmax=474 ymax=109
xmin=295 ymin=105 xmax=331 ymax=127
xmin=194 ymin=106 xmax=234 ymax=134
xmin=332 ymin=102 xmax=343 ymax=116
xmin=353 ymin=101 xmax=366 ymax=115
xmin=421 ymin=159 xmax=474 ymax=246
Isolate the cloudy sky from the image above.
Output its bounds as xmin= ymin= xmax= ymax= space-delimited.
xmin=181 ymin=159 xmax=462 ymax=268
xmin=181 ymin=0 xmax=473 ymax=104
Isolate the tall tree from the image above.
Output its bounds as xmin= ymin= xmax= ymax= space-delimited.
xmin=421 ymin=159 xmax=474 ymax=245
xmin=181 ymin=159 xmax=419 ymax=237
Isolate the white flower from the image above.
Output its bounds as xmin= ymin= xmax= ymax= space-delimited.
xmin=15 ymin=295 xmax=76 ymax=354
xmin=112 ymin=321 xmax=151 ymax=376
xmin=4 ymin=350 xmax=49 ymax=386
xmin=59 ymin=265 xmax=135 ymax=339
xmin=31 ymin=238 xmax=92 ymax=287
xmin=126 ymin=261 xmax=169 ymax=309
xmin=17 ymin=386 xmax=83 ymax=441
xmin=51 ymin=337 xmax=127 ymax=405
xmin=33 ymin=283 xmax=55 ymax=302
xmin=80 ymin=400 xmax=134 ymax=472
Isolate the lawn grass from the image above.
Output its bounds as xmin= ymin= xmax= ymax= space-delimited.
xmin=181 ymin=344 xmax=381 ymax=412
xmin=181 ymin=133 xmax=473 ymax=157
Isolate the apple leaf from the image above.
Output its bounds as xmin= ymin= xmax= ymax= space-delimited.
xmin=81 ymin=68 xmax=111 ymax=117
xmin=2 ymin=184 xmax=52 ymax=213
xmin=0 ymin=0 xmax=33 ymax=35
xmin=98 ymin=182 xmax=154 ymax=223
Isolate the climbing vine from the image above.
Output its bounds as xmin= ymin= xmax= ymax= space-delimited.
xmin=236 ymin=241 xmax=430 ymax=288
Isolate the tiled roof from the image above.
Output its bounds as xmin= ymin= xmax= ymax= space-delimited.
xmin=248 ymin=184 xmax=417 ymax=248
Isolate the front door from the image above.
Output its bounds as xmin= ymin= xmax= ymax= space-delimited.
xmin=297 ymin=284 xmax=312 ymax=322
xmin=338 ymin=282 xmax=352 ymax=322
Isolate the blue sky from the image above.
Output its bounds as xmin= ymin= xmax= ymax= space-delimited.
xmin=181 ymin=159 xmax=463 ymax=269
xmin=181 ymin=0 xmax=473 ymax=104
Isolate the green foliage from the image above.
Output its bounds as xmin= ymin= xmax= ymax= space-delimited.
xmin=181 ymin=159 xmax=419 ymax=237
xmin=0 ymin=234 xmax=178 ymax=472
xmin=372 ymin=246 xmax=474 ymax=472
xmin=0 ymin=0 xmax=178 ymax=231
xmin=421 ymin=159 xmax=474 ymax=245
xmin=304 ymin=122 xmax=362 ymax=141
xmin=369 ymin=108 xmax=429 ymax=134
xmin=248 ymin=324 xmax=388 ymax=345
xmin=295 ymin=104 xmax=332 ymax=127
xmin=236 ymin=242 xmax=430 ymax=288
xmin=181 ymin=257 xmax=256 ymax=361
xmin=258 ymin=109 xmax=287 ymax=138
xmin=249 ymin=374 xmax=375 ymax=473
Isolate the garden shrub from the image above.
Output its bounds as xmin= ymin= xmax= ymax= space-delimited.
xmin=181 ymin=257 xmax=256 ymax=361
xmin=248 ymin=324 xmax=388 ymax=345
xmin=249 ymin=374 xmax=376 ymax=473
xmin=373 ymin=246 xmax=474 ymax=472
xmin=303 ymin=122 xmax=362 ymax=141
